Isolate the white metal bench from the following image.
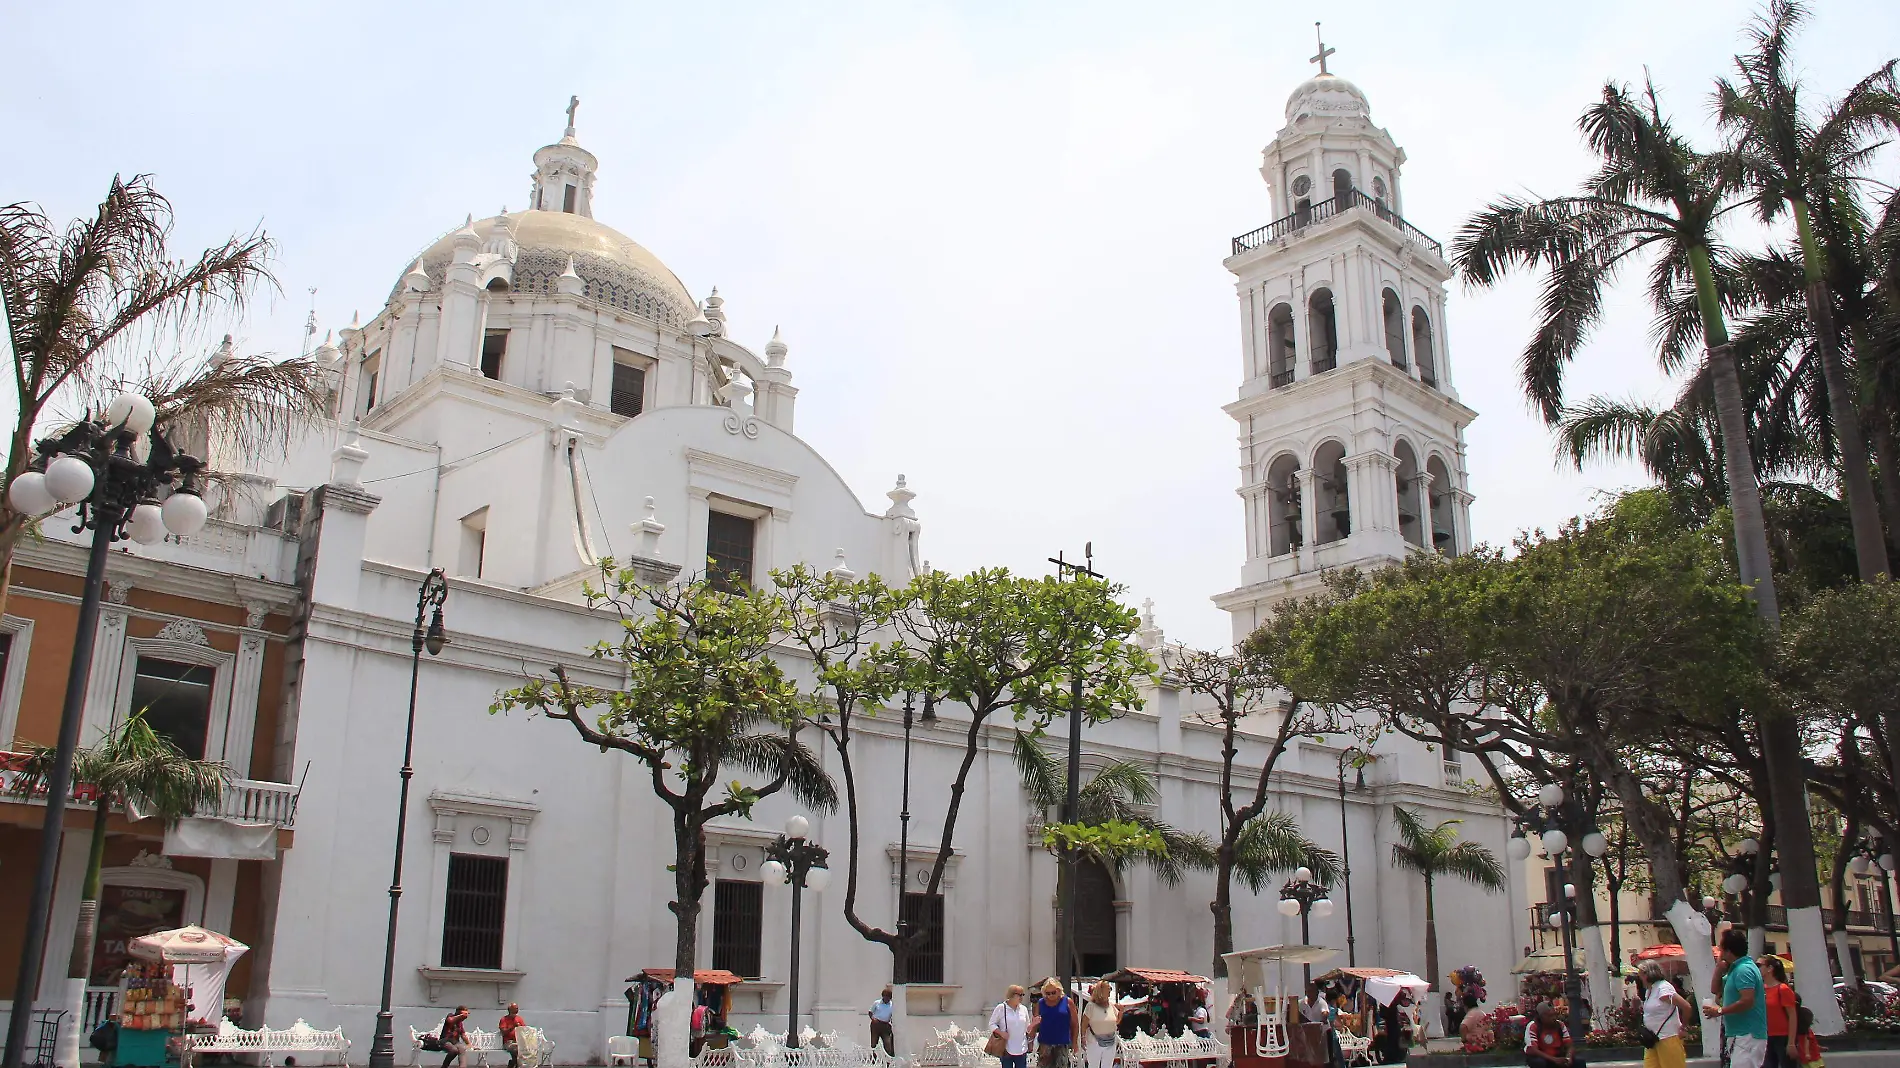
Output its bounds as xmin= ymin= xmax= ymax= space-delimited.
xmin=1118 ymin=1032 xmax=1227 ymax=1068
xmin=410 ymin=1025 xmax=552 ymax=1068
xmin=187 ymin=1019 xmax=350 ymax=1067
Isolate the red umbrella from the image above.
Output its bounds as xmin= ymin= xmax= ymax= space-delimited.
xmin=1631 ymin=944 xmax=1686 ymax=963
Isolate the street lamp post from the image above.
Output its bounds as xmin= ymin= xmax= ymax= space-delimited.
xmin=1278 ymin=867 xmax=1334 ymax=984
xmin=763 ymin=816 xmax=830 ymax=1047
xmin=1048 ymin=545 xmax=1101 ymax=996
xmin=895 ymin=692 xmax=915 ymax=986
xmin=1335 ymin=748 xmax=1369 ymax=966
xmin=367 ymin=570 xmax=450 ymax=1068
xmin=1506 ymin=782 xmax=1606 ymax=1041
xmin=2 ymin=396 xmax=208 ymax=1068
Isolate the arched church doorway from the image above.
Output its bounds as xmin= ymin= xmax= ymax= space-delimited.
xmin=1073 ymin=857 xmax=1119 ymax=977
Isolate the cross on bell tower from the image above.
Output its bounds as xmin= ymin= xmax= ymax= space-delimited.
xmin=1310 ymin=23 xmax=1335 ymax=75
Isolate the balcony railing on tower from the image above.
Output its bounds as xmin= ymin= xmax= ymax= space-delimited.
xmin=1232 ymin=187 xmax=1444 ymax=259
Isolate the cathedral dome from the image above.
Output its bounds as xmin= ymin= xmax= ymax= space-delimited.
xmin=394 ymin=210 xmax=697 ymax=329
xmin=1284 ymin=72 xmax=1371 ymax=125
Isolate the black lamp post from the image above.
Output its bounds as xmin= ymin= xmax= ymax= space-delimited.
xmin=895 ymin=691 xmax=914 ymax=987
xmin=1048 ymin=544 xmax=1101 ymax=996
xmin=2 ymin=396 xmax=208 ymax=1068
xmin=763 ymin=816 xmax=830 ymax=1048
xmin=1335 ymin=747 xmax=1369 ymax=966
xmin=366 ymin=569 xmax=449 ymax=1068
xmin=1278 ymin=867 xmax=1334 ymax=983
xmin=1508 ymin=782 xmax=1606 ymax=1041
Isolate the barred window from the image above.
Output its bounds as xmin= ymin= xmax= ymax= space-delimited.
xmin=711 ymin=880 xmax=763 ymax=979
xmin=611 ymin=362 xmax=646 ymax=418
xmin=441 ymin=854 xmax=508 ymax=969
xmin=707 ymin=511 xmax=757 ymax=591
xmin=900 ymin=892 xmax=945 ymax=984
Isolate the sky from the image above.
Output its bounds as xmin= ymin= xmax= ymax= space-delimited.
xmin=6 ymin=0 xmax=1898 ymax=651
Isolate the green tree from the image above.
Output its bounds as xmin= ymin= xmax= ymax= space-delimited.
xmin=493 ymin=565 xmax=837 ymax=983
xmin=8 ymin=710 xmax=229 ymax=1064
xmin=1716 ymin=0 xmax=1900 ymax=583
xmin=1388 ymin=806 xmax=1506 ymax=997
xmin=1011 ymin=731 xmax=1214 ymax=884
xmin=1164 ymin=643 xmax=1345 ymax=981
xmin=0 ymin=177 xmax=326 ymax=611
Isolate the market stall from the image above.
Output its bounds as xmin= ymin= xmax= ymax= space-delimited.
xmin=118 ymin=926 xmax=248 ymax=1067
xmin=1312 ymin=966 xmax=1426 ymax=1066
xmin=1100 ymin=967 xmax=1211 ymax=1039
xmin=625 ymin=969 xmax=743 ymax=1065
xmin=1223 ymin=945 xmax=1338 ymax=1068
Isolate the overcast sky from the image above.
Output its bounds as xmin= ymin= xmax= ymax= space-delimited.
xmin=7 ymin=0 xmax=1897 ymax=650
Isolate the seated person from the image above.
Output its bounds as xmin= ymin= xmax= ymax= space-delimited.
xmin=1523 ymin=1003 xmax=1580 ymax=1068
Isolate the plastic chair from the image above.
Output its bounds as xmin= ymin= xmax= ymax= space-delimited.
xmin=610 ymin=1035 xmax=640 ymax=1067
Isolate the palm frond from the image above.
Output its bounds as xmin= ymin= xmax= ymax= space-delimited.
xmin=1011 ymin=731 xmax=1065 ymax=811
xmin=1389 ymin=805 xmax=1505 ymax=890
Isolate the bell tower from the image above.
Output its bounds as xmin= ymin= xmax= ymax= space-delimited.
xmin=1213 ymin=38 xmax=1478 ymax=643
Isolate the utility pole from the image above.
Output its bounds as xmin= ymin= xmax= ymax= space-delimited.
xmin=1048 ymin=543 xmax=1101 ymax=996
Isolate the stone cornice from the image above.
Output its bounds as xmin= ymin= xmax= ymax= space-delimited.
xmin=12 ymin=537 xmax=300 ymax=615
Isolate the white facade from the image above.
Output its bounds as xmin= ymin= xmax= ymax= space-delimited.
xmin=189 ymin=85 xmax=1525 ymax=1062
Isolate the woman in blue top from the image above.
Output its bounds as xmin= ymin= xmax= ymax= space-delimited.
xmin=1031 ymin=980 xmax=1075 ymax=1068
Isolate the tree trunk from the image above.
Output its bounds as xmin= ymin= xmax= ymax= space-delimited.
xmin=1211 ymin=847 xmax=1235 ymax=977
xmin=1422 ymin=874 xmax=1438 ymax=1004
xmin=1573 ymin=855 xmax=1613 ymax=1032
xmin=657 ymin=807 xmax=706 ymax=1068
xmin=1795 ymin=199 xmax=1889 ymax=581
xmin=1829 ymin=826 xmax=1857 ymax=986
xmin=1869 ymin=403 xmax=1900 ymax=562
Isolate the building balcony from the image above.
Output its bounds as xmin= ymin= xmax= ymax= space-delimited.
xmin=0 ymin=751 xmax=300 ymax=830
xmin=1762 ymin=904 xmax=1895 ymax=933
xmin=1232 ymin=187 xmax=1445 ymax=260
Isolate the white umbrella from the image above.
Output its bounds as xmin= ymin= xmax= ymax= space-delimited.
xmin=128 ymin=925 xmax=247 ymax=964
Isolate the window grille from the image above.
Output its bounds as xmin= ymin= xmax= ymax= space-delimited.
xmin=442 ymin=854 xmax=508 ymax=969
xmin=712 ymin=880 xmax=764 ymax=978
xmin=900 ymin=892 xmax=945 ymax=984
xmin=706 ymin=512 xmax=757 ymax=591
xmin=611 ymin=363 xmax=646 ymax=418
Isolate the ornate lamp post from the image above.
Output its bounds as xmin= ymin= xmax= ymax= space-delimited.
xmin=895 ymin=692 xmax=915 ymax=986
xmin=1335 ymin=747 xmax=1370 ymax=966
xmin=1278 ymin=866 xmax=1334 ymax=983
xmin=763 ymin=816 xmax=830 ymax=1047
xmin=1506 ymin=782 xmax=1606 ymax=1040
xmin=3 ymin=396 xmax=209 ymax=1068
xmin=367 ymin=570 xmax=449 ymax=1068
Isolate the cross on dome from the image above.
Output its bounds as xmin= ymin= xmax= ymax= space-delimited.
xmin=1310 ymin=23 xmax=1335 ymax=76
xmin=565 ymin=94 xmax=580 ymax=137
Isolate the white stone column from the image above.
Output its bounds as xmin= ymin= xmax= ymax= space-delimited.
xmin=1295 ymin=469 xmax=1318 ymax=554
xmin=81 ymin=582 xmax=134 ymax=747
xmin=203 ymin=860 xmax=239 ymax=932
xmin=1450 ymin=488 xmax=1475 ymax=556
xmin=1345 ymin=453 xmax=1397 ymax=535
xmin=221 ymin=611 xmax=268 ymax=777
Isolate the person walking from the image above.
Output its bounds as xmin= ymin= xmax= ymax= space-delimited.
xmin=1704 ymin=930 xmax=1767 ymax=1068
xmin=1079 ymin=981 xmax=1121 ymax=1068
xmin=869 ymin=987 xmax=896 ymax=1055
xmin=1759 ymin=957 xmax=1799 ymax=1068
xmin=990 ymin=985 xmax=1034 ymax=1068
xmin=1031 ymin=980 xmax=1077 ymax=1068
xmin=1636 ymin=961 xmax=1691 ymax=1068
xmin=498 ymin=1003 xmax=526 ymax=1068
xmin=439 ymin=1006 xmax=471 ymax=1068
xmin=1522 ymin=1002 xmax=1578 ymax=1068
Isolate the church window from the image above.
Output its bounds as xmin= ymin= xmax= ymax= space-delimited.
xmin=1427 ymin=455 xmax=1456 ymax=555
xmin=1382 ymin=289 xmax=1407 ymax=369
xmin=1265 ymin=454 xmax=1302 ymax=557
xmin=1412 ymin=307 xmax=1438 ymax=387
xmin=711 ymin=879 xmax=764 ymax=979
xmin=562 ymin=184 xmax=578 ymax=214
xmin=1313 ymin=440 xmax=1349 ymax=545
xmin=480 ymin=330 xmax=508 ymax=380
xmin=441 ymin=853 xmax=508 ymax=970
xmin=706 ymin=510 xmax=757 ymax=591
xmin=1332 ymin=168 xmax=1353 ymax=205
xmin=1266 ymin=303 xmax=1296 ymax=388
xmin=611 ymin=361 xmax=647 ymax=418
xmin=900 ymin=892 xmax=946 ymax=984
xmin=1307 ymin=289 xmax=1338 ymax=374
xmin=127 ymin=657 xmax=216 ymax=759
xmin=359 ymin=351 xmax=382 ymax=416
xmin=459 ymin=507 xmax=488 ymax=579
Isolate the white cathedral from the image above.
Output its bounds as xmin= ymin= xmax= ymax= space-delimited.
xmin=19 ymin=65 xmax=1526 ymax=1063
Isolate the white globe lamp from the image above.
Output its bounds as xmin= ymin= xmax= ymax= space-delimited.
xmin=1546 ymin=913 xmax=1563 ymax=930
xmin=1881 ymin=854 xmax=1895 ymax=872
xmin=1581 ymin=832 xmax=1609 ymax=858
xmin=1563 ymin=883 xmax=1577 ymax=899
xmin=1739 ymin=837 xmax=1760 ymax=855
xmin=8 ymin=472 xmax=56 ymax=515
xmin=760 ymin=859 xmax=787 ymax=884
xmin=1537 ymin=783 xmax=1564 ymax=808
xmin=43 ymin=455 xmax=95 ymax=504
xmin=806 ymin=866 xmax=831 ymax=892
xmin=1702 ymin=896 xmax=1718 ymax=911
xmin=1508 ymin=836 xmax=1531 ymax=861
xmin=105 ymin=392 xmax=156 ymax=435
xmin=1851 ymin=855 xmax=1872 ymax=876
xmin=1723 ymin=873 xmax=1747 ymax=895
xmin=784 ymin=815 xmax=810 ymax=840
xmin=1541 ymin=829 xmax=1568 ymax=856
xmin=128 ymin=504 xmax=168 ymax=545
xmin=161 ymin=490 xmax=208 ymax=536
xmin=1294 ymin=866 xmax=1313 ymax=884
xmin=1277 ymin=898 xmax=1301 ymax=917
xmin=1312 ymin=898 xmax=1334 ymax=919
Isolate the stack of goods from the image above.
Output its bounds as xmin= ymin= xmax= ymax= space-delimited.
xmin=121 ymin=960 xmax=186 ymax=1031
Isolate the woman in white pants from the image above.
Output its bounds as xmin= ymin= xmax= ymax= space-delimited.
xmin=1079 ymin=982 xmax=1122 ymax=1068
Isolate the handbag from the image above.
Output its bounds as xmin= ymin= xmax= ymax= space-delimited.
xmin=420 ymin=1035 xmax=445 ymax=1052
xmin=1638 ymin=1027 xmax=1660 ymax=1049
xmin=986 ymin=1006 xmax=1011 ymax=1058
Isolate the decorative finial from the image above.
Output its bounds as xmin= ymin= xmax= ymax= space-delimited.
xmin=828 ymin=548 xmax=856 ymax=581
xmin=403 ymin=257 xmax=431 ymax=292
xmin=765 ymin=325 xmax=788 ymax=366
xmin=1310 ymin=23 xmax=1335 ymax=76
xmin=565 ymin=94 xmax=580 ymax=136
xmin=885 ymin=474 xmax=917 ymax=519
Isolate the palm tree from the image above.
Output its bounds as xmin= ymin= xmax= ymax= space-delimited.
xmin=9 ymin=711 xmax=229 ymax=1063
xmin=0 ymin=176 xmax=327 ymax=612
xmin=1012 ymin=731 xmax=1215 ymax=884
xmin=1230 ymin=810 xmax=1341 ymax=894
xmin=1388 ymin=806 xmax=1505 ymax=994
xmin=1716 ymin=0 xmax=1900 ymax=583
xmin=1452 ymin=79 xmax=1782 ymax=629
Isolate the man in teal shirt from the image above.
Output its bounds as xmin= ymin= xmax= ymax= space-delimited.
xmin=1704 ymin=930 xmax=1766 ymax=1068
